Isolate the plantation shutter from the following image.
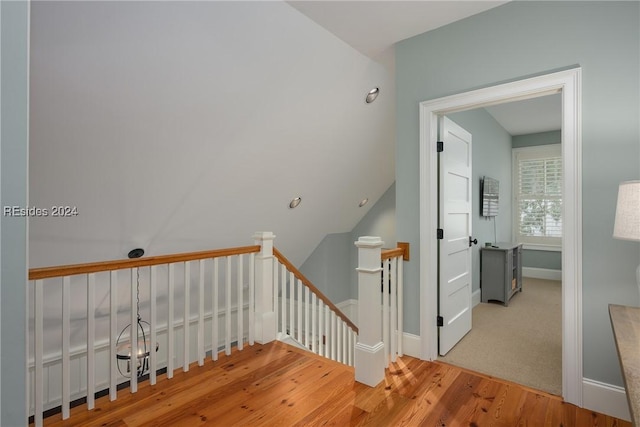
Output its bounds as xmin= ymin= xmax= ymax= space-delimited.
xmin=513 ymin=145 xmax=562 ymax=246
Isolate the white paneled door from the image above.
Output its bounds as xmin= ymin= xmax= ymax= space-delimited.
xmin=438 ymin=117 xmax=473 ymax=356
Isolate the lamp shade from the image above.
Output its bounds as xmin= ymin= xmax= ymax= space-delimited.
xmin=613 ymin=180 xmax=640 ymax=241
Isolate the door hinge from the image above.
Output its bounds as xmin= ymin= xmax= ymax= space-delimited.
xmin=437 ymin=141 xmax=444 ymax=152
xmin=437 ymin=228 xmax=444 ymax=240
xmin=437 ymin=316 xmax=444 ymax=327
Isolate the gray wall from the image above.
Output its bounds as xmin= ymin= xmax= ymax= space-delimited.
xmin=522 ymin=250 xmax=562 ymax=270
xmin=350 ymin=183 xmax=397 ymax=298
xmin=298 ymin=232 xmax=352 ymax=304
xmin=1 ymin=1 xmax=29 ymax=425
xmin=300 ymin=182 xmax=396 ymax=303
xmin=396 ymin=1 xmax=639 ymax=387
xmin=513 ymin=130 xmax=563 ymax=271
xmin=512 ymin=130 xmax=561 ymax=148
xmin=447 ymin=110 xmax=512 ymax=293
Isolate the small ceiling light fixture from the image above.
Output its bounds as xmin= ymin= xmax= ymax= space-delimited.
xmin=365 ymin=87 xmax=379 ymax=104
xmin=358 ymin=198 xmax=369 ymax=207
xmin=289 ymin=197 xmax=302 ymax=209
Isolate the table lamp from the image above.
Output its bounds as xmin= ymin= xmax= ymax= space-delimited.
xmin=613 ymin=180 xmax=640 ymax=297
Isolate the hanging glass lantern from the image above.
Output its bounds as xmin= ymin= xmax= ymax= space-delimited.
xmin=115 ymin=250 xmax=158 ymax=378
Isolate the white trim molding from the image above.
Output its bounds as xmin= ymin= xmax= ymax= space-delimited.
xmin=472 ymin=289 xmax=481 ymax=308
xmin=583 ymin=378 xmax=631 ymax=421
xmin=419 ymin=68 xmax=582 ymax=406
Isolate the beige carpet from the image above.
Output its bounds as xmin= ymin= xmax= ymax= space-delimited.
xmin=438 ymin=278 xmax=562 ymax=395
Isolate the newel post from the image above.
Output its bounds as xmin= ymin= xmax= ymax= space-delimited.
xmin=354 ymin=236 xmax=385 ymax=387
xmin=253 ymin=231 xmax=277 ymax=344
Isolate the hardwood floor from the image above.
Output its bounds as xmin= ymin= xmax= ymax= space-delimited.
xmin=40 ymin=341 xmax=630 ymax=426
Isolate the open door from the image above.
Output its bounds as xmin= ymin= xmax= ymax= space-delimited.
xmin=438 ymin=116 xmax=474 ymax=356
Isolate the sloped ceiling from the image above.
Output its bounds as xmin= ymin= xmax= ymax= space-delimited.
xmin=29 ymin=1 xmax=395 ymax=267
xmin=288 ymin=0 xmax=508 ymax=68
xmin=28 ymin=1 xmax=524 ymax=270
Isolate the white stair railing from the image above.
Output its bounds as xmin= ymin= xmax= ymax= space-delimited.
xmin=272 ymin=248 xmax=358 ymax=366
xmin=26 ymin=232 xmax=402 ymax=424
xmin=381 ymin=245 xmax=407 ymax=365
xmin=27 ymin=242 xmax=261 ymax=426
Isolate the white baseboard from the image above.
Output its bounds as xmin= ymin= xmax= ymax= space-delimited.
xmin=582 ymin=378 xmax=630 ymax=421
xmin=472 ymin=289 xmax=481 ymax=307
xmin=522 ymin=267 xmax=562 ymax=281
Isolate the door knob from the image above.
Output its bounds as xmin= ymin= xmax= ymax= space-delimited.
xmin=469 ymin=237 xmax=478 ymax=247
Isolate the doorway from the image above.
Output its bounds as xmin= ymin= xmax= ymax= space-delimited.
xmin=436 ymin=101 xmax=563 ymax=395
xmin=418 ymin=68 xmax=582 ymax=406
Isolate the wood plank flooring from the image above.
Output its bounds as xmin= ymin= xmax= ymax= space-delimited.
xmin=39 ymin=341 xmax=631 ymax=426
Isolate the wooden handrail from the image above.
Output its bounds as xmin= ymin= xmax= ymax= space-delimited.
xmin=381 ymin=242 xmax=410 ymax=261
xmin=273 ymin=247 xmax=359 ymax=334
xmin=29 ymin=245 xmax=261 ymax=280
xmin=381 ymin=248 xmax=405 ymax=261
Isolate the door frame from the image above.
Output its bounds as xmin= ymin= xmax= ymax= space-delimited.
xmin=418 ymin=68 xmax=582 ymax=406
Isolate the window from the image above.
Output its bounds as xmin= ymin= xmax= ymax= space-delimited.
xmin=512 ymin=144 xmax=562 ymax=247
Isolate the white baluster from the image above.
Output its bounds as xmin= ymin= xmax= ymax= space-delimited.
xmin=109 ymin=271 xmax=118 ymax=399
xmin=383 ymin=259 xmax=390 ymax=366
xmin=281 ymin=263 xmax=287 ymax=335
xmin=318 ymin=300 xmax=324 ymax=357
xmin=297 ymin=279 xmax=303 ymax=343
xmin=397 ymin=257 xmax=404 ymax=357
xmin=212 ymin=258 xmax=219 ymax=361
xmin=271 ymin=257 xmax=277 ymax=344
xmin=34 ymin=280 xmax=44 ymax=427
xmin=324 ymin=305 xmax=330 ymax=358
xmin=304 ymin=286 xmax=310 ymax=348
xmin=340 ymin=321 xmax=349 ymax=365
xmin=331 ymin=311 xmax=337 ymax=361
xmin=390 ymin=257 xmax=397 ymax=363
xmin=350 ymin=330 xmax=356 ymax=366
xmin=249 ymin=253 xmax=255 ymax=346
xmin=168 ymin=264 xmax=175 ymax=378
xmin=183 ymin=262 xmax=190 ymax=372
xmin=87 ymin=273 xmax=96 ymax=409
xmin=62 ymin=276 xmax=71 ymax=414
xmin=130 ymin=269 xmax=138 ymax=393
xmin=336 ymin=317 xmax=342 ymax=363
xmin=198 ymin=260 xmax=205 ymax=366
xmin=289 ymin=271 xmax=294 ymax=337
xmin=312 ymin=293 xmax=317 ymax=354
xmin=237 ymin=255 xmax=244 ymax=351
xmin=225 ymin=256 xmax=232 ymax=356
xmin=150 ymin=266 xmax=158 ymax=384
xmin=347 ymin=329 xmax=353 ymax=366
